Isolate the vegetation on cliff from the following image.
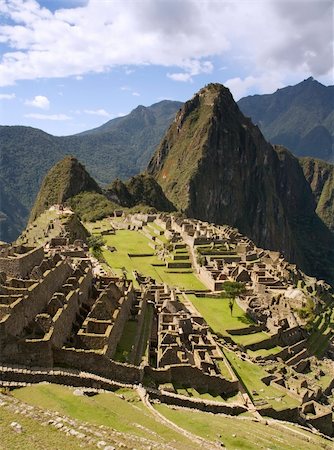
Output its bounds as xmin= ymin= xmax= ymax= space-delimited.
xmin=29 ymin=156 xmax=101 ymax=222
xmin=106 ymin=174 xmax=175 ymax=212
xmin=299 ymin=157 xmax=334 ymax=233
xmin=148 ymin=83 xmax=334 ymax=284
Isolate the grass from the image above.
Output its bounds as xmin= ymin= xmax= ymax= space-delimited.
xmin=135 ymin=304 xmax=153 ymax=365
xmin=224 ymin=349 xmax=300 ymax=410
xmin=155 ymin=404 xmax=331 ymax=450
xmin=113 ymin=319 xmax=138 ymax=362
xmin=11 ymin=384 xmax=198 ymax=449
xmin=102 ymin=230 xmax=206 ymax=290
xmin=0 ymin=402 xmax=96 ymax=450
xmin=186 ymin=294 xmax=269 ymax=346
xmin=307 ymin=306 xmax=334 ymax=357
xmin=248 ymin=346 xmax=283 ymax=358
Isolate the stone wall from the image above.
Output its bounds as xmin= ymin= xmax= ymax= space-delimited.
xmin=258 ymin=406 xmax=300 ymax=423
xmin=0 ymin=247 xmax=44 ymax=278
xmin=145 ymin=364 xmax=239 ymax=395
xmin=53 ymin=348 xmax=143 ymax=384
xmin=148 ymin=389 xmax=246 ymax=415
xmin=0 ymin=260 xmax=72 ymax=337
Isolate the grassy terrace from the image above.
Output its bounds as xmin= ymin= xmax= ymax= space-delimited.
xmin=12 ymin=384 xmax=199 ymax=449
xmin=155 ymin=404 xmax=330 ymax=450
xmin=224 ymin=349 xmax=299 ymax=410
xmin=101 ymin=229 xmax=205 ymax=290
xmin=184 ymin=294 xmax=298 ymax=410
xmin=307 ymin=306 xmax=334 ymax=357
xmin=186 ymin=294 xmax=269 ymax=345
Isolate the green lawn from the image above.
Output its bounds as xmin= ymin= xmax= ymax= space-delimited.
xmin=155 ymin=404 xmax=330 ymax=450
xmin=102 ymin=230 xmax=206 ymax=290
xmin=224 ymin=349 xmax=299 ymax=410
xmin=186 ymin=295 xmax=268 ymax=346
xmin=187 ymin=294 xmax=254 ymax=332
xmin=12 ymin=384 xmax=198 ymax=449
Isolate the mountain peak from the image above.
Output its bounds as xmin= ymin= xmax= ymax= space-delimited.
xmin=29 ymin=156 xmax=101 ymax=222
xmin=148 ymin=83 xmax=334 ymax=284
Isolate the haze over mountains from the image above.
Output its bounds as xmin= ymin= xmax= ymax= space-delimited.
xmin=0 ymin=78 xmax=333 ymax=253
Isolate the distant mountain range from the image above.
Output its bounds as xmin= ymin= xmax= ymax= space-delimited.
xmin=1 ymin=78 xmax=333 ymax=243
xmin=0 ymin=100 xmax=182 ymax=241
xmin=238 ymin=77 xmax=334 ymax=162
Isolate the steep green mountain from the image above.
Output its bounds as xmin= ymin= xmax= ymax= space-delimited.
xmin=0 ymin=100 xmax=181 ymax=242
xmin=106 ymin=174 xmax=175 ymax=211
xmin=238 ymin=77 xmax=334 ymax=162
xmin=29 ymin=156 xmax=101 ymax=222
xmin=299 ymin=157 xmax=334 ymax=232
xmin=30 ymin=157 xmax=175 ymax=224
xmin=148 ymin=83 xmax=334 ymax=284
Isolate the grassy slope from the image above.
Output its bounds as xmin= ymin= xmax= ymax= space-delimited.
xmin=0 ymin=403 xmax=96 ymax=450
xmin=12 ymin=384 xmax=197 ymax=449
xmin=155 ymin=404 xmax=331 ymax=450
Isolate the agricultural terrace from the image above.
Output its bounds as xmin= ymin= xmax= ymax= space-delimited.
xmin=224 ymin=349 xmax=300 ymax=410
xmin=99 ymin=229 xmax=205 ymax=290
xmin=186 ymin=294 xmax=269 ymax=345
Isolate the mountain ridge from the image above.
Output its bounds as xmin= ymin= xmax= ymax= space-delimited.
xmin=238 ymin=77 xmax=334 ymax=162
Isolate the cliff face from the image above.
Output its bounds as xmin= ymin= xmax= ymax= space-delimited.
xmin=300 ymin=157 xmax=334 ymax=233
xmin=30 ymin=156 xmax=101 ymax=222
xmin=148 ymin=83 xmax=334 ymax=283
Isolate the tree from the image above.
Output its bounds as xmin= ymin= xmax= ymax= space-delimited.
xmin=223 ymin=281 xmax=246 ymax=316
xmin=87 ymin=234 xmax=104 ymax=259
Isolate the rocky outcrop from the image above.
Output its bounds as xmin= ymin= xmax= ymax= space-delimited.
xmin=148 ymin=83 xmax=334 ymax=284
xmin=29 ymin=156 xmax=101 ymax=222
xmin=106 ymin=174 xmax=175 ymax=212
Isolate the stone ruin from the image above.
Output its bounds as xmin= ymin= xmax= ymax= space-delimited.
xmin=0 ymin=211 xmax=333 ymax=437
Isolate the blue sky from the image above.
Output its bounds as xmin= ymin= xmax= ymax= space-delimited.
xmin=0 ymin=0 xmax=333 ymax=136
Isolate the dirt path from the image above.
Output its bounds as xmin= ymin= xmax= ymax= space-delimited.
xmin=136 ymin=385 xmax=224 ymax=449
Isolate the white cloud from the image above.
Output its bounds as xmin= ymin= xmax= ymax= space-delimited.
xmin=167 ymin=72 xmax=192 ymax=82
xmin=132 ymin=92 xmax=140 ymax=97
xmin=0 ymin=0 xmax=332 ymax=87
xmin=25 ymin=95 xmax=50 ymax=109
xmin=83 ymin=108 xmax=110 ymax=117
xmin=24 ymin=112 xmax=71 ymax=120
xmin=0 ymin=92 xmax=15 ymax=99
xmin=167 ymin=60 xmax=214 ymax=83
xmin=224 ymin=74 xmax=285 ymax=101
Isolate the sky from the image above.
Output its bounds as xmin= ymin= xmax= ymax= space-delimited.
xmin=0 ymin=0 xmax=333 ymax=136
